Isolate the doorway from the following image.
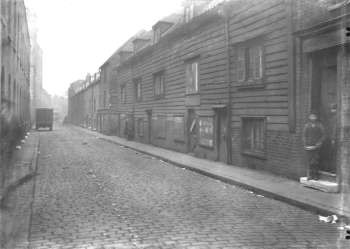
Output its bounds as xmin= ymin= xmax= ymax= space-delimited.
xmin=215 ymin=108 xmax=228 ymax=163
xmin=311 ymin=48 xmax=338 ymax=177
xmin=187 ymin=109 xmax=197 ymax=154
xmin=146 ymin=110 xmax=152 ymax=144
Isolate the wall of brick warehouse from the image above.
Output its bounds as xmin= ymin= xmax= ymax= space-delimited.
xmin=1 ymin=0 xmax=31 ymax=128
xmin=1 ymin=0 xmax=31 ymax=168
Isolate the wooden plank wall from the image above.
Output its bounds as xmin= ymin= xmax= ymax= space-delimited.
xmin=106 ymin=0 xmax=308 ymax=178
xmin=229 ymin=0 xmax=289 ymax=132
xmin=113 ymin=17 xmax=228 ymax=154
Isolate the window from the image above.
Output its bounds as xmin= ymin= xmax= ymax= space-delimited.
xmin=134 ymin=78 xmax=142 ymax=102
xmin=154 ymin=72 xmax=165 ymax=98
xmin=199 ymin=116 xmax=214 ymax=148
xmin=185 ymin=60 xmax=199 ymax=94
xmin=155 ymin=115 xmax=166 ymax=139
xmin=121 ymin=85 xmax=126 ymax=104
xmin=103 ymin=90 xmax=107 ymax=107
xmin=242 ymin=117 xmax=266 ymax=156
xmin=173 ymin=115 xmax=185 ymax=142
xmin=137 ymin=118 xmax=144 ymax=137
xmin=103 ymin=69 xmax=108 ymax=84
xmin=8 ymin=74 xmax=11 ymax=100
xmin=1 ymin=67 xmax=5 ymax=99
xmin=153 ymin=28 xmax=162 ymax=44
xmin=236 ymin=43 xmax=264 ymax=84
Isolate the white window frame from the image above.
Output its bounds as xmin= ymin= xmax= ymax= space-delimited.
xmin=241 ymin=117 xmax=266 ymax=157
xmin=185 ymin=60 xmax=199 ymax=95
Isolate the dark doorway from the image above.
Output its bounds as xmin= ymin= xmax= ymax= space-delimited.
xmin=311 ymin=48 xmax=338 ymax=176
xmin=215 ymin=108 xmax=228 ymax=163
xmin=146 ymin=110 xmax=152 ymax=144
xmin=187 ymin=109 xmax=197 ymax=154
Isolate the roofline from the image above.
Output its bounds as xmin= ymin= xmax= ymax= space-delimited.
xmin=152 ymin=20 xmax=175 ymax=30
xmin=116 ymin=5 xmax=223 ymax=71
xmin=294 ymin=13 xmax=350 ymax=38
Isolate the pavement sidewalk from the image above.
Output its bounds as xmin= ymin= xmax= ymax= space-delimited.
xmin=75 ymin=125 xmax=350 ymax=220
xmin=0 ymin=131 xmax=40 ymax=249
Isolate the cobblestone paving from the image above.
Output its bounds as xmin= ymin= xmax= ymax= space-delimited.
xmin=25 ymin=126 xmax=349 ymax=249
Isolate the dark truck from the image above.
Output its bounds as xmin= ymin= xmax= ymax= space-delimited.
xmin=36 ymin=108 xmax=53 ymax=131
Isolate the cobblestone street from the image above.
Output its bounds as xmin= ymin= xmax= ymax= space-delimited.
xmin=19 ymin=126 xmax=349 ymax=249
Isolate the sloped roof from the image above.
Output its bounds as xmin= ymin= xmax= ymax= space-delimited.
xmin=133 ymin=30 xmax=153 ymax=41
xmin=100 ymin=31 xmax=145 ymax=68
xmin=153 ymin=12 xmax=183 ymax=29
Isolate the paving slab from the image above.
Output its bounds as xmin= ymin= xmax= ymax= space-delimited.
xmin=0 ymin=131 xmax=40 ymax=249
xmin=74 ymin=125 xmax=350 ymax=220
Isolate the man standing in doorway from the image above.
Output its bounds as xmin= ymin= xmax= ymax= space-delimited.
xmin=303 ymin=113 xmax=326 ymax=180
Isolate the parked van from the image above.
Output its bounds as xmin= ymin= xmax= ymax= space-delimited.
xmin=36 ymin=108 xmax=53 ymax=131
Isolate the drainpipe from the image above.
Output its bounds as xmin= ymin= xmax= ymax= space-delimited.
xmin=287 ymin=0 xmax=296 ymax=133
xmin=0 ymin=0 xmax=2 ymax=188
xmin=339 ymin=1 xmax=350 ymax=193
xmin=223 ymin=3 xmax=232 ymax=165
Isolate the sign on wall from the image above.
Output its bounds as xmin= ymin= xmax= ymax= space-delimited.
xmin=199 ymin=116 xmax=214 ymax=147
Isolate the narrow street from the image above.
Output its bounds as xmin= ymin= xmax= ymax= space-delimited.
xmin=22 ymin=126 xmax=346 ymax=249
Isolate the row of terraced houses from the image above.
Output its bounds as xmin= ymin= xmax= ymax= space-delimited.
xmin=1 ymin=0 xmax=31 ymax=149
xmin=68 ymin=0 xmax=350 ymax=192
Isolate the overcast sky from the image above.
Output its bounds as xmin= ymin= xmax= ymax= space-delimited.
xmin=24 ymin=0 xmax=184 ymax=97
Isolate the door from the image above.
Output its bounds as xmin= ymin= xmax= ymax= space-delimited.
xmin=146 ymin=110 xmax=152 ymax=144
xmin=216 ymin=108 xmax=227 ymax=163
xmin=187 ymin=109 xmax=197 ymax=153
xmin=319 ymin=64 xmax=337 ymax=174
xmin=311 ymin=49 xmax=338 ymax=176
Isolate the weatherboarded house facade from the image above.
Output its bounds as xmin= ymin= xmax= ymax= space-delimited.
xmin=68 ymin=0 xmax=350 ymax=190
xmin=112 ymin=0 xmax=304 ymax=177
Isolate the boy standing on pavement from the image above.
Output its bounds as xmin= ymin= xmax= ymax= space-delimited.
xmin=303 ymin=113 xmax=326 ymax=180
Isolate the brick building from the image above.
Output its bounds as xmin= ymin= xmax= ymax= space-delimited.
xmin=29 ymin=11 xmax=52 ymax=125
xmin=68 ymin=0 xmax=350 ymax=192
xmin=68 ymin=72 xmax=101 ymax=130
xmin=1 ymin=0 xmax=31 ymax=131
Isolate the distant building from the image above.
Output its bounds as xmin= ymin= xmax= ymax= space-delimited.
xmin=51 ymin=94 xmax=67 ymax=123
xmin=28 ymin=10 xmax=51 ymax=125
xmin=67 ymin=72 xmax=101 ymax=130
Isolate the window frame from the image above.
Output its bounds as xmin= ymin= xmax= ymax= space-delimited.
xmin=133 ymin=78 xmax=142 ymax=102
xmin=155 ymin=115 xmax=167 ymax=139
xmin=198 ymin=115 xmax=215 ymax=149
xmin=185 ymin=58 xmax=199 ymax=95
xmin=120 ymin=84 xmax=126 ymax=104
xmin=137 ymin=117 xmax=144 ymax=137
xmin=235 ymin=37 xmax=265 ymax=88
xmin=173 ymin=114 xmax=185 ymax=143
xmin=241 ymin=116 xmax=267 ymax=159
xmin=153 ymin=71 xmax=165 ymax=99
xmin=153 ymin=28 xmax=161 ymax=44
